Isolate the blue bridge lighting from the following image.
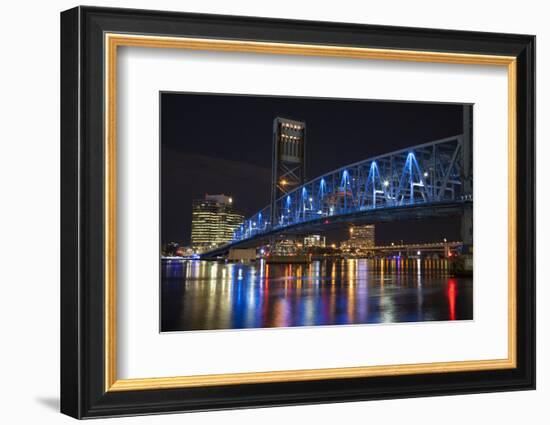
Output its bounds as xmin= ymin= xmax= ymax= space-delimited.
xmin=230 ymin=135 xmax=468 ymax=246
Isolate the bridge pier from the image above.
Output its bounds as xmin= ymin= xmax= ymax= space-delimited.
xmin=227 ymin=248 xmax=257 ymax=262
xmin=460 ymin=105 xmax=473 ymax=254
xmin=461 ymin=204 xmax=473 ymax=251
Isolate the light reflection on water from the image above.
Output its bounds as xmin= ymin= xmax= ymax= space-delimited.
xmin=161 ymin=259 xmax=472 ymax=332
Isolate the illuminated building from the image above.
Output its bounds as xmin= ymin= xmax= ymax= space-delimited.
xmin=342 ymin=224 xmax=375 ymax=255
xmin=191 ymin=194 xmax=244 ymax=253
xmin=303 ymin=234 xmax=326 ymax=248
xmin=271 ymin=238 xmax=300 ymax=256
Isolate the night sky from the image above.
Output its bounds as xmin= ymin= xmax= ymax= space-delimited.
xmin=161 ymin=92 xmax=465 ymax=246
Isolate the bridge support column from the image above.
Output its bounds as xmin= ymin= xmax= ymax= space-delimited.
xmin=228 ymin=248 xmax=257 ymax=262
xmin=461 ymin=204 xmax=473 ymax=252
xmin=270 ymin=117 xmax=307 ymax=228
xmin=461 ymin=105 xmax=473 ymax=254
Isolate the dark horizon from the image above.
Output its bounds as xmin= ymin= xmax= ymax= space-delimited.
xmin=161 ymin=92 xmax=465 ymax=247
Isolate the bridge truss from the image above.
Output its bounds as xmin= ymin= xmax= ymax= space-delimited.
xmin=232 ymin=135 xmax=470 ymax=243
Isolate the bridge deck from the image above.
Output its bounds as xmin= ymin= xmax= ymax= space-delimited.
xmin=202 ymin=200 xmax=469 ymax=258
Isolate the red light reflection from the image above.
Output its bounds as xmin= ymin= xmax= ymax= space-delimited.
xmin=447 ymin=278 xmax=457 ymax=320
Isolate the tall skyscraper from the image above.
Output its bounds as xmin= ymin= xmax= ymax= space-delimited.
xmin=191 ymin=194 xmax=244 ymax=253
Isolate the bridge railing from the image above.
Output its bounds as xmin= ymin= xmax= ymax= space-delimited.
xmin=232 ymin=135 xmax=469 ymax=243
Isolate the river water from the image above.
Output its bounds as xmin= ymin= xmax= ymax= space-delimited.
xmin=161 ymin=258 xmax=472 ymax=332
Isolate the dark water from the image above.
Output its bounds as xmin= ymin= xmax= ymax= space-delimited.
xmin=161 ymin=259 xmax=472 ymax=332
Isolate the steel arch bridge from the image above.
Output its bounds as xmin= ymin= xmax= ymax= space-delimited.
xmin=204 ymin=134 xmax=472 ymax=257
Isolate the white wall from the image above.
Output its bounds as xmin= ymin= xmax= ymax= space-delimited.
xmin=0 ymin=1 xmax=545 ymax=424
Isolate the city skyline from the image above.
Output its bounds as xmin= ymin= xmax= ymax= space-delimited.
xmin=161 ymin=92 xmax=464 ymax=246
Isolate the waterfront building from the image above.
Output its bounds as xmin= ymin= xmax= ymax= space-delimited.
xmin=191 ymin=194 xmax=244 ymax=253
xmin=271 ymin=238 xmax=301 ymax=256
xmin=303 ymin=234 xmax=326 ymax=248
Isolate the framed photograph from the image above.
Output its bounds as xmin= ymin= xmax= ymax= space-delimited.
xmin=60 ymin=6 xmax=535 ymax=419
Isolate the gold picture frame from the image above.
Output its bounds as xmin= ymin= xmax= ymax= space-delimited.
xmin=104 ymin=33 xmax=517 ymax=392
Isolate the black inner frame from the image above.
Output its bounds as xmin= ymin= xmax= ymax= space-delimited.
xmin=60 ymin=6 xmax=535 ymax=419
